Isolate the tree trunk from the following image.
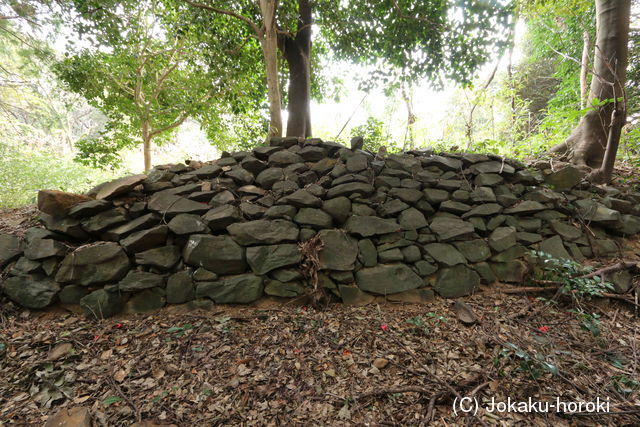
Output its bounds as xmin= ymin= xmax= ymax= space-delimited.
xmin=550 ymin=0 xmax=630 ymax=170
xmin=282 ymin=0 xmax=312 ymax=138
xmin=401 ymin=83 xmax=416 ymax=151
xmin=142 ymin=120 xmax=152 ymax=172
xmin=259 ymin=0 xmax=283 ymax=138
xmin=580 ymin=30 xmax=590 ymax=109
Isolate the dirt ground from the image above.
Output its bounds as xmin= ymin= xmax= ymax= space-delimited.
xmin=1 ymin=206 xmax=639 ymax=426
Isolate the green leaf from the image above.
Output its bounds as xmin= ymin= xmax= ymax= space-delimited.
xmin=102 ymin=396 xmax=122 ymax=407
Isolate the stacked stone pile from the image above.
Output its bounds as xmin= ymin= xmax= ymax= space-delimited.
xmin=2 ymin=136 xmax=640 ymax=316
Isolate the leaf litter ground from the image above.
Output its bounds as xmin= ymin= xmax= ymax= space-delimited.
xmin=1 ymin=292 xmax=639 ymax=426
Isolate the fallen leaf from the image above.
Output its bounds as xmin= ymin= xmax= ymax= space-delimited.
xmin=46 ymin=343 xmax=73 ymax=361
xmin=452 ymin=301 xmax=479 ymax=325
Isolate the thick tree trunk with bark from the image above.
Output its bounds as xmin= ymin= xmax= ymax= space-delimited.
xmin=282 ymin=0 xmax=312 ymax=138
xmin=550 ymin=0 xmax=630 ymax=171
xmin=260 ymin=0 xmax=283 ymax=138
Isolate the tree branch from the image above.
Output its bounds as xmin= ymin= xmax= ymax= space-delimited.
xmin=181 ymin=0 xmax=262 ymax=37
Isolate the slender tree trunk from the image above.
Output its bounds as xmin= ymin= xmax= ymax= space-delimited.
xmin=580 ymin=30 xmax=590 ymax=109
xmin=142 ymin=120 xmax=152 ymax=172
xmin=282 ymin=0 xmax=312 ymax=138
xmin=550 ymin=0 xmax=630 ymax=170
xmin=401 ymin=83 xmax=416 ymax=151
xmin=259 ymin=0 xmax=283 ymax=138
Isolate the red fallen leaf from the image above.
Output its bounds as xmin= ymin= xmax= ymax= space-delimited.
xmin=114 ymin=323 xmax=123 ymax=329
xmin=380 ymin=324 xmax=390 ymax=332
xmin=293 ymin=348 xmax=301 ymax=354
xmin=538 ymin=326 xmax=550 ymax=333
xmin=342 ymin=349 xmax=351 ymax=356
xmin=93 ymin=334 xmax=101 ymax=341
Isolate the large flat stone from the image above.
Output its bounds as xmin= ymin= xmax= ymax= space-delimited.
xmin=246 ymin=244 xmax=301 ymax=275
xmin=183 ymin=234 xmax=247 ymax=274
xmin=55 ymin=242 xmax=130 ymax=285
xmin=195 ymin=273 xmax=264 ymax=303
xmin=345 ymin=216 xmax=400 ymax=237
xmin=147 ymin=193 xmax=209 ymax=217
xmin=227 ymin=219 xmax=299 ymax=245
xmin=96 ymin=174 xmax=146 ymax=200
xmin=433 ymin=265 xmax=480 ymax=298
xmin=0 ymin=234 xmax=23 ymax=267
xmin=317 ymin=230 xmax=358 ymax=271
xmin=429 ymin=217 xmax=475 ymax=241
xmin=355 ymin=264 xmax=422 ymax=295
xmin=2 ymin=274 xmax=60 ymax=308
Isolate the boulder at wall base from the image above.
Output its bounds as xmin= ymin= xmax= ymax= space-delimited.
xmin=491 ymin=260 xmax=528 ymax=283
xmin=1 ymin=274 xmax=60 ymax=309
xmin=433 ymin=265 xmax=480 ymax=298
xmin=195 ymin=273 xmax=264 ymax=303
xmin=183 ymin=234 xmax=247 ymax=274
xmin=227 ymin=219 xmax=299 ymax=245
xmin=123 ymin=288 xmax=166 ymax=314
xmin=55 ymin=242 xmax=130 ymax=286
xmin=166 ymin=271 xmax=195 ymax=304
xmin=339 ymin=285 xmax=376 ymax=305
xmin=317 ymin=229 xmax=358 ymax=271
xmin=246 ymin=244 xmax=301 ymax=275
xmin=37 ymin=190 xmax=92 ymax=217
xmin=355 ymin=264 xmax=423 ymax=295
xmin=264 ymin=280 xmax=305 ymax=297
xmin=80 ymin=289 xmax=123 ymax=318
xmin=0 ymin=234 xmax=23 ymax=267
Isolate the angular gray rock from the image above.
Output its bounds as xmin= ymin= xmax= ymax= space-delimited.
xmin=2 ymin=275 xmax=60 ymax=308
xmin=488 ymin=227 xmax=517 ymax=252
xmin=147 ymin=193 xmax=209 ymax=217
xmin=166 ymin=271 xmax=195 ymax=304
xmin=118 ymin=271 xmax=165 ymax=292
xmin=433 ymin=265 xmax=480 ymax=298
xmin=80 ymin=289 xmax=123 ymax=318
xmin=183 ymin=234 xmax=247 ymax=274
xmin=356 ymin=264 xmax=422 ymax=294
xmin=56 ymin=242 xmax=130 ymax=285
xmin=96 ymin=174 xmax=146 ymax=200
xmin=345 ymin=216 xmax=399 ymax=237
xmin=227 ymin=219 xmax=299 ymax=245
xmin=0 ymin=234 xmax=23 ymax=267
xmin=429 ymin=217 xmax=475 ymax=241
xmin=24 ymin=238 xmax=66 ymax=260
xmin=424 ymin=243 xmax=467 ymax=266
xmin=317 ymin=230 xmax=358 ymax=271
xmin=196 ymin=273 xmax=264 ymax=303
xmin=134 ymin=245 xmax=181 ymax=269
xmin=294 ymin=208 xmax=333 ymax=229
xmin=246 ymin=244 xmax=301 ymax=275
xmin=120 ymin=225 xmax=168 ymax=253
xmin=202 ymin=205 xmax=242 ymax=231
xmin=168 ymin=214 xmax=208 ymax=235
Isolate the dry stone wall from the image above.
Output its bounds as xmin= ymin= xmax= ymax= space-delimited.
xmin=2 ymin=136 xmax=640 ymax=317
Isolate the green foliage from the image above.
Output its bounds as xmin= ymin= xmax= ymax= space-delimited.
xmin=570 ymin=310 xmax=602 ymax=337
xmin=610 ymin=374 xmax=640 ymax=396
xmin=320 ymin=0 xmax=514 ymax=89
xmin=497 ymin=342 xmax=559 ymax=379
xmin=532 ymin=251 xmax=614 ymax=299
xmin=0 ymin=141 xmax=123 ymax=208
xmin=350 ymin=117 xmax=401 ymax=153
